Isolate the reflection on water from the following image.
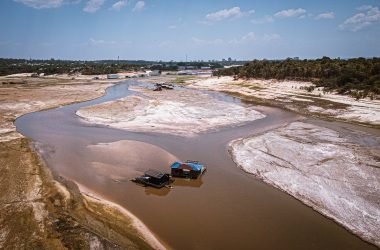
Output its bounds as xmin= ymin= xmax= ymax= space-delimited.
xmin=172 ymin=176 xmax=204 ymax=188
xmin=142 ymin=176 xmax=204 ymax=196
xmin=144 ymin=186 xmax=172 ymax=196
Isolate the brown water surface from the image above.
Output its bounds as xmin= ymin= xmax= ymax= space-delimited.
xmin=15 ymin=81 xmax=378 ymax=250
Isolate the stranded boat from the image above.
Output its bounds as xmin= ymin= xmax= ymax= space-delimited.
xmin=131 ymin=161 xmax=206 ymax=188
xmin=153 ymin=83 xmax=174 ymax=91
xmin=131 ymin=169 xmax=172 ymax=188
xmin=170 ymin=161 xmax=207 ymax=179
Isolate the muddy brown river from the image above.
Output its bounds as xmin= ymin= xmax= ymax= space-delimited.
xmin=15 ymin=81 xmax=377 ymax=249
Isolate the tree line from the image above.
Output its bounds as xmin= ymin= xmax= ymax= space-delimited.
xmin=0 ymin=58 xmax=232 ymax=76
xmin=0 ymin=59 xmax=147 ymax=76
xmin=214 ymin=57 xmax=380 ymax=98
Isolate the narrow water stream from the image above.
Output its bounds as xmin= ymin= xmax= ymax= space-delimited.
xmin=15 ymin=81 xmax=376 ymax=250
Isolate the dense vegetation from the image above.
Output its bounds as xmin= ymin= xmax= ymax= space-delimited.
xmin=0 ymin=58 xmax=154 ymax=76
xmin=0 ymin=58 xmax=230 ymax=76
xmin=214 ymin=57 xmax=380 ymax=98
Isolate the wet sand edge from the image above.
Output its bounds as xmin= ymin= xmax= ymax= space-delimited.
xmin=8 ymin=80 xmax=168 ymax=249
xmin=227 ymin=127 xmax=380 ymax=249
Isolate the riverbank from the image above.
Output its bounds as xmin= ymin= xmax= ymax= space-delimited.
xmin=185 ymin=76 xmax=380 ymax=247
xmin=186 ymin=76 xmax=380 ymax=127
xmin=230 ymin=121 xmax=380 ymax=247
xmin=0 ymin=74 xmax=114 ymax=142
xmin=0 ymin=75 xmax=165 ymax=249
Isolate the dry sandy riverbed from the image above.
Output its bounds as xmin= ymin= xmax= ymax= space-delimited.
xmin=77 ymin=85 xmax=265 ymax=137
xmin=77 ymin=76 xmax=380 ymax=247
xmin=0 ymin=75 xmax=164 ymax=249
xmin=187 ymin=76 xmax=380 ymax=127
xmin=230 ymin=122 xmax=380 ymax=247
xmin=0 ymin=75 xmax=114 ymax=142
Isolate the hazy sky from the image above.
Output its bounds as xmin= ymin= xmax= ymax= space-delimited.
xmin=1 ymin=0 xmax=380 ymax=61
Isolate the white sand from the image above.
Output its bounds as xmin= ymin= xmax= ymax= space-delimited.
xmin=0 ymin=80 xmax=114 ymax=142
xmin=77 ymin=86 xmax=265 ymax=137
xmin=188 ymin=76 xmax=380 ymax=125
xmin=230 ymin=122 xmax=380 ymax=247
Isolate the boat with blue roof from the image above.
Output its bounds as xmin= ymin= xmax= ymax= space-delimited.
xmin=170 ymin=160 xmax=207 ymax=179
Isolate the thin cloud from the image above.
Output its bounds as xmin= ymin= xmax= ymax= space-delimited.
xmin=13 ymin=0 xmax=79 ymax=9
xmin=83 ymin=0 xmax=105 ymax=13
xmin=230 ymin=32 xmax=281 ymax=44
xmin=205 ymin=7 xmax=254 ymax=22
xmin=132 ymin=0 xmax=145 ymax=12
xmin=357 ymin=5 xmax=373 ymax=11
xmin=229 ymin=32 xmax=256 ymax=44
xmin=315 ymin=12 xmax=335 ymax=20
xmin=192 ymin=37 xmax=224 ymax=46
xmin=90 ymin=38 xmax=116 ymax=45
xmin=110 ymin=0 xmax=127 ymax=11
xmin=262 ymin=33 xmax=281 ymax=41
xmin=251 ymin=16 xmax=274 ymax=24
xmin=339 ymin=5 xmax=380 ymax=32
xmin=274 ymin=8 xmax=306 ymax=18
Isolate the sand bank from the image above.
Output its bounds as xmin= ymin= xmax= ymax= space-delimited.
xmin=0 ymin=75 xmax=114 ymax=142
xmin=77 ymin=86 xmax=265 ymax=137
xmin=230 ymin=122 xmax=380 ymax=247
xmin=78 ymin=184 xmax=167 ymax=250
xmin=1 ymin=75 xmax=165 ymax=249
xmin=87 ymin=140 xmax=179 ymax=181
xmin=188 ymin=76 xmax=380 ymax=126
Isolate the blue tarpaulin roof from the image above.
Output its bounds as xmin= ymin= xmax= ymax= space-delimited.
xmin=170 ymin=162 xmax=203 ymax=171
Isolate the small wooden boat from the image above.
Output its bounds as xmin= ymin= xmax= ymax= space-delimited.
xmin=131 ymin=169 xmax=172 ymax=188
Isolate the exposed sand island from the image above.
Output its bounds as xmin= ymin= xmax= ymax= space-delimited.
xmin=230 ymin=122 xmax=380 ymax=247
xmin=187 ymin=76 xmax=380 ymax=126
xmin=77 ymin=86 xmax=265 ymax=136
xmin=88 ymin=140 xmax=179 ymax=181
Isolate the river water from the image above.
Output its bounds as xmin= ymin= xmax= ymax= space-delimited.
xmin=15 ymin=81 xmax=376 ymax=250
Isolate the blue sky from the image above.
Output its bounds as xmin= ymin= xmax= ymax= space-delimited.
xmin=0 ymin=0 xmax=379 ymax=61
